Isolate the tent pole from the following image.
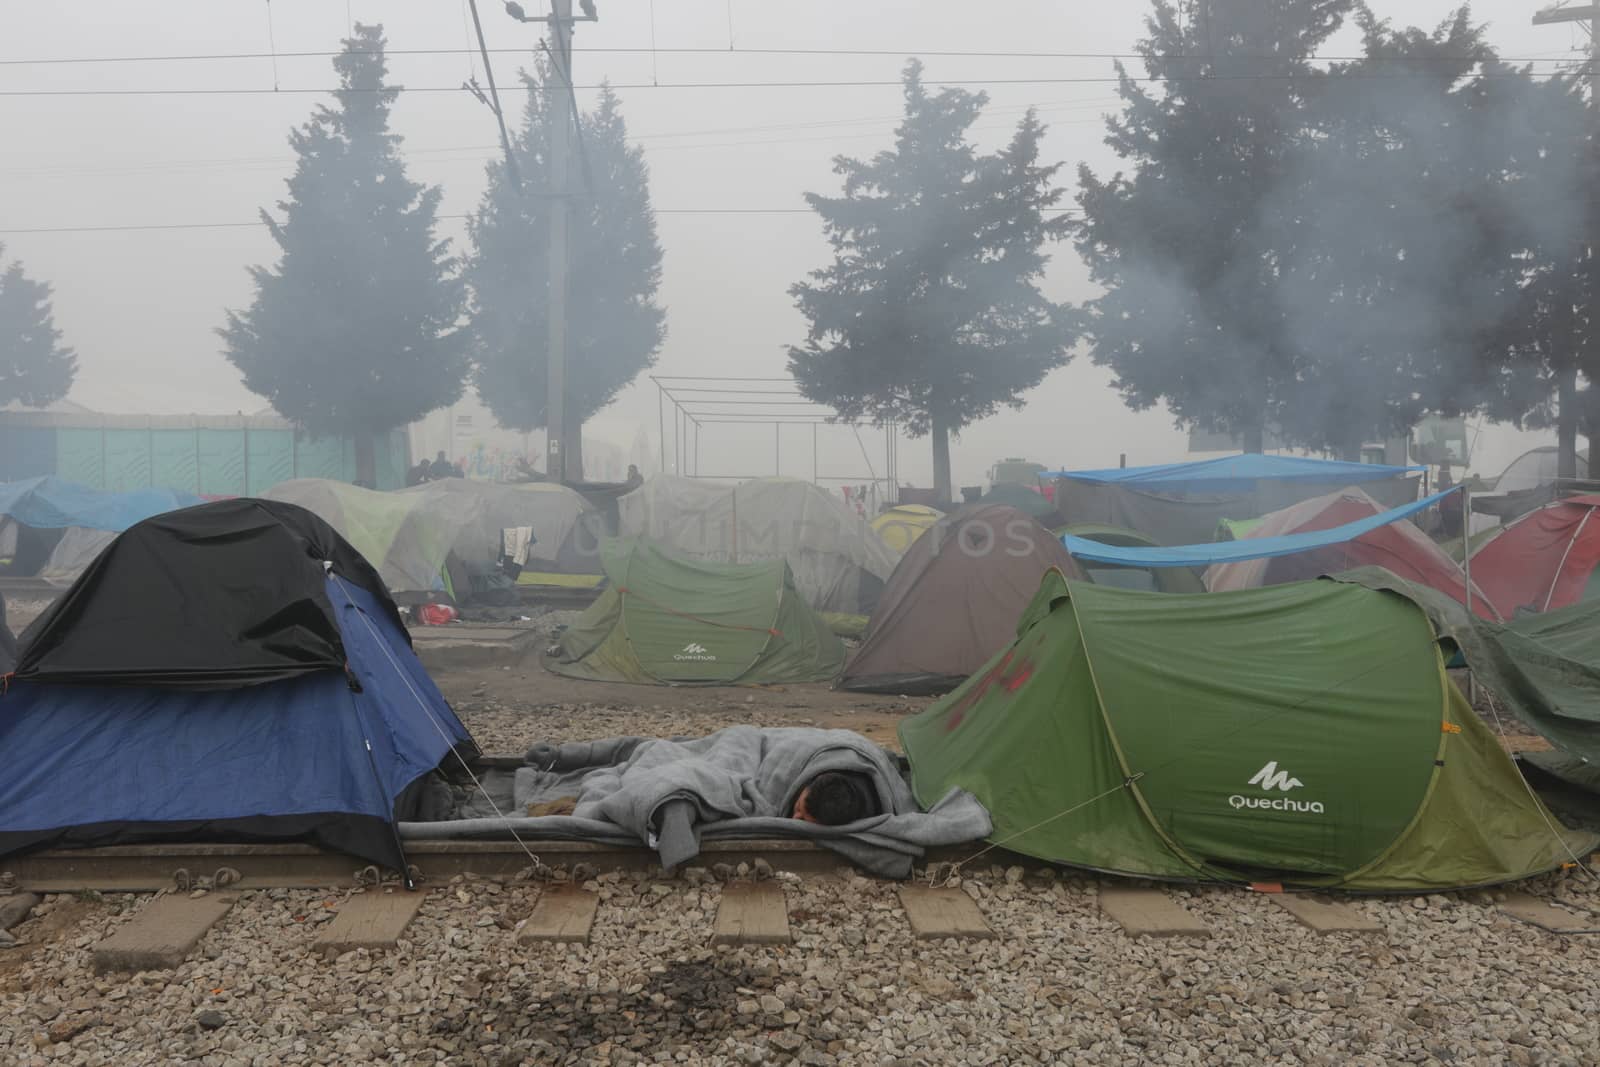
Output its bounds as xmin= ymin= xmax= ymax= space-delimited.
xmin=1462 ymin=483 xmax=1475 ymax=705
xmin=1543 ymin=505 xmax=1593 ymax=612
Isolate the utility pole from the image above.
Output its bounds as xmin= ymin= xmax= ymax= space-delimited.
xmin=506 ymin=0 xmax=596 ymax=485
xmin=1533 ymin=2 xmax=1600 ymax=479
xmin=546 ymin=0 xmax=574 ymax=486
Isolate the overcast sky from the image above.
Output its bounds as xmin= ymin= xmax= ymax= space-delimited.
xmin=0 ymin=0 xmax=1586 ymax=488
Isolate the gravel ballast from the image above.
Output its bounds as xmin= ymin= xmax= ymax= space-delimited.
xmin=2 ymin=679 xmax=1598 ymax=1065
xmin=2 ymin=867 xmax=1598 ymax=1066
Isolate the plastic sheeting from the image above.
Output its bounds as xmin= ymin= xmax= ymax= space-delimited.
xmin=1204 ymin=486 xmax=1495 ymax=618
xmin=1063 ymin=488 xmax=1454 ymax=567
xmin=618 ymin=476 xmax=900 ymax=614
xmin=0 ymin=476 xmax=200 ymax=532
xmin=1047 ymin=453 xmax=1422 ymax=494
xmin=0 ymin=476 xmax=204 ymax=582
xmin=1052 ymin=455 xmax=1423 ymax=546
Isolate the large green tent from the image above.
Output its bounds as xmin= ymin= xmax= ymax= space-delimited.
xmin=547 ymin=540 xmax=845 ymax=686
xmin=900 ymin=570 xmax=1596 ymax=890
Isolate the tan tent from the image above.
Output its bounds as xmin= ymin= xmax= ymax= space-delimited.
xmin=839 ymin=505 xmax=1082 ymax=694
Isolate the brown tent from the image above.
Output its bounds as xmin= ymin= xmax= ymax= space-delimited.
xmin=838 ymin=505 xmax=1081 ymax=694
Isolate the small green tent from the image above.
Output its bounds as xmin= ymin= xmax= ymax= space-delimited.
xmin=900 ymin=570 xmax=1596 ymax=890
xmin=547 ymin=540 xmax=845 ymax=686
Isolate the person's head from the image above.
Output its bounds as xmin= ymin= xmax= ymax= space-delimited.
xmin=436 ymin=451 xmax=447 ymax=461
xmin=794 ymin=772 xmax=872 ymax=826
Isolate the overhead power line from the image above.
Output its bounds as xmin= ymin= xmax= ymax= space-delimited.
xmin=0 ymin=70 xmax=1584 ymax=99
xmin=0 ymin=102 xmax=1119 ymax=180
xmin=0 ymin=206 xmax=1080 ymax=236
xmin=0 ymin=46 xmax=1582 ymax=66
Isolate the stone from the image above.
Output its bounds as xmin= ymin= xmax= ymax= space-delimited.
xmin=197 ymin=1011 xmax=227 ymax=1031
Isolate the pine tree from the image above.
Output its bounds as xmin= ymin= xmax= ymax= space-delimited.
xmin=0 ymin=244 xmax=77 ymax=408
xmin=466 ymin=71 xmax=665 ymax=481
xmin=1075 ymin=0 xmax=1351 ymax=453
xmin=1078 ymin=1 xmax=1569 ymax=460
xmin=788 ymin=60 xmax=1075 ymax=502
xmin=220 ymin=23 xmax=467 ymax=485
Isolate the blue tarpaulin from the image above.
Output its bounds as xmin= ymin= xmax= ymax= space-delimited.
xmin=1062 ymin=488 xmax=1455 ymax=568
xmin=0 ymin=476 xmax=202 ymax=532
xmin=1045 ymin=453 xmax=1423 ymax=495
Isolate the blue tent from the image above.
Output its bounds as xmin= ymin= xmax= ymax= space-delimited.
xmin=0 ymin=475 xmax=202 ymax=531
xmin=1062 ymin=488 xmax=1454 ymax=568
xmin=1045 ymin=453 xmax=1422 ymax=495
xmin=0 ymin=500 xmax=474 ymax=881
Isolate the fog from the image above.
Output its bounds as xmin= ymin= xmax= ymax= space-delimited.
xmin=0 ymin=0 xmax=1582 ymax=488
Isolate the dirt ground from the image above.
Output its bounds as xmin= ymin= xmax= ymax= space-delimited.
xmin=429 ymin=652 xmax=927 ymax=755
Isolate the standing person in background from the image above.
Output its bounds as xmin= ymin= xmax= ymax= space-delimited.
xmin=1436 ymin=466 xmax=1464 ymax=540
xmin=428 ymin=450 xmax=455 ymax=480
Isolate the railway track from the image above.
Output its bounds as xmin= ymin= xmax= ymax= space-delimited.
xmin=3 ymin=839 xmax=1596 ymax=979
xmin=2 ymin=839 xmax=856 ymax=893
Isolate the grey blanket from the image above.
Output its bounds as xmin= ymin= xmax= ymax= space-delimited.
xmin=399 ymin=726 xmax=991 ymax=878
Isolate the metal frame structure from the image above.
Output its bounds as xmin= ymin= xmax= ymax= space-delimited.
xmin=651 ymin=375 xmax=899 ymax=502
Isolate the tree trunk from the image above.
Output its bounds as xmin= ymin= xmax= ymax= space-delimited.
xmin=1558 ymin=366 xmax=1579 ymax=480
xmin=931 ymin=415 xmax=952 ymax=505
xmin=1241 ymin=424 xmax=1264 ymax=453
xmin=354 ymin=433 xmax=377 ymax=489
xmin=562 ymin=415 xmax=584 ymax=484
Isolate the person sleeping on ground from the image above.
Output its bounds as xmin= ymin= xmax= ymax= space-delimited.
xmin=412 ymin=726 xmax=991 ymax=878
xmin=790 ymin=770 xmax=882 ymax=826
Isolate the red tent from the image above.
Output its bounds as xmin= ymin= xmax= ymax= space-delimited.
xmin=1470 ymin=494 xmax=1600 ymax=616
xmin=1205 ymin=486 xmax=1499 ymax=619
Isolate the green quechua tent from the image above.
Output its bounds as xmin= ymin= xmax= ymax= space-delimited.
xmin=900 ymin=570 xmax=1597 ymax=890
xmin=547 ymin=540 xmax=845 ymax=686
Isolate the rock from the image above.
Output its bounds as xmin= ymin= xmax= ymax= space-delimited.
xmin=196 ymin=1010 xmax=228 ymax=1031
xmin=771 ymin=1031 xmax=805 ymax=1053
xmin=46 ymin=1017 xmax=98 ymax=1044
xmin=759 ymin=994 xmax=784 ymax=1015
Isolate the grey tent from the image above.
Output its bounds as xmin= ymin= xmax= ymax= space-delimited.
xmin=399 ymin=478 xmax=606 ymax=591
xmin=839 ymin=505 xmax=1082 ymax=694
xmin=618 ymin=475 xmax=899 ymax=615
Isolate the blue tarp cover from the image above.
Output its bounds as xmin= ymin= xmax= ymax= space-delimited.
xmin=1044 ymin=453 xmax=1423 ymax=494
xmin=0 ymin=475 xmax=202 ymax=532
xmin=1062 ymin=489 xmax=1455 ymax=568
